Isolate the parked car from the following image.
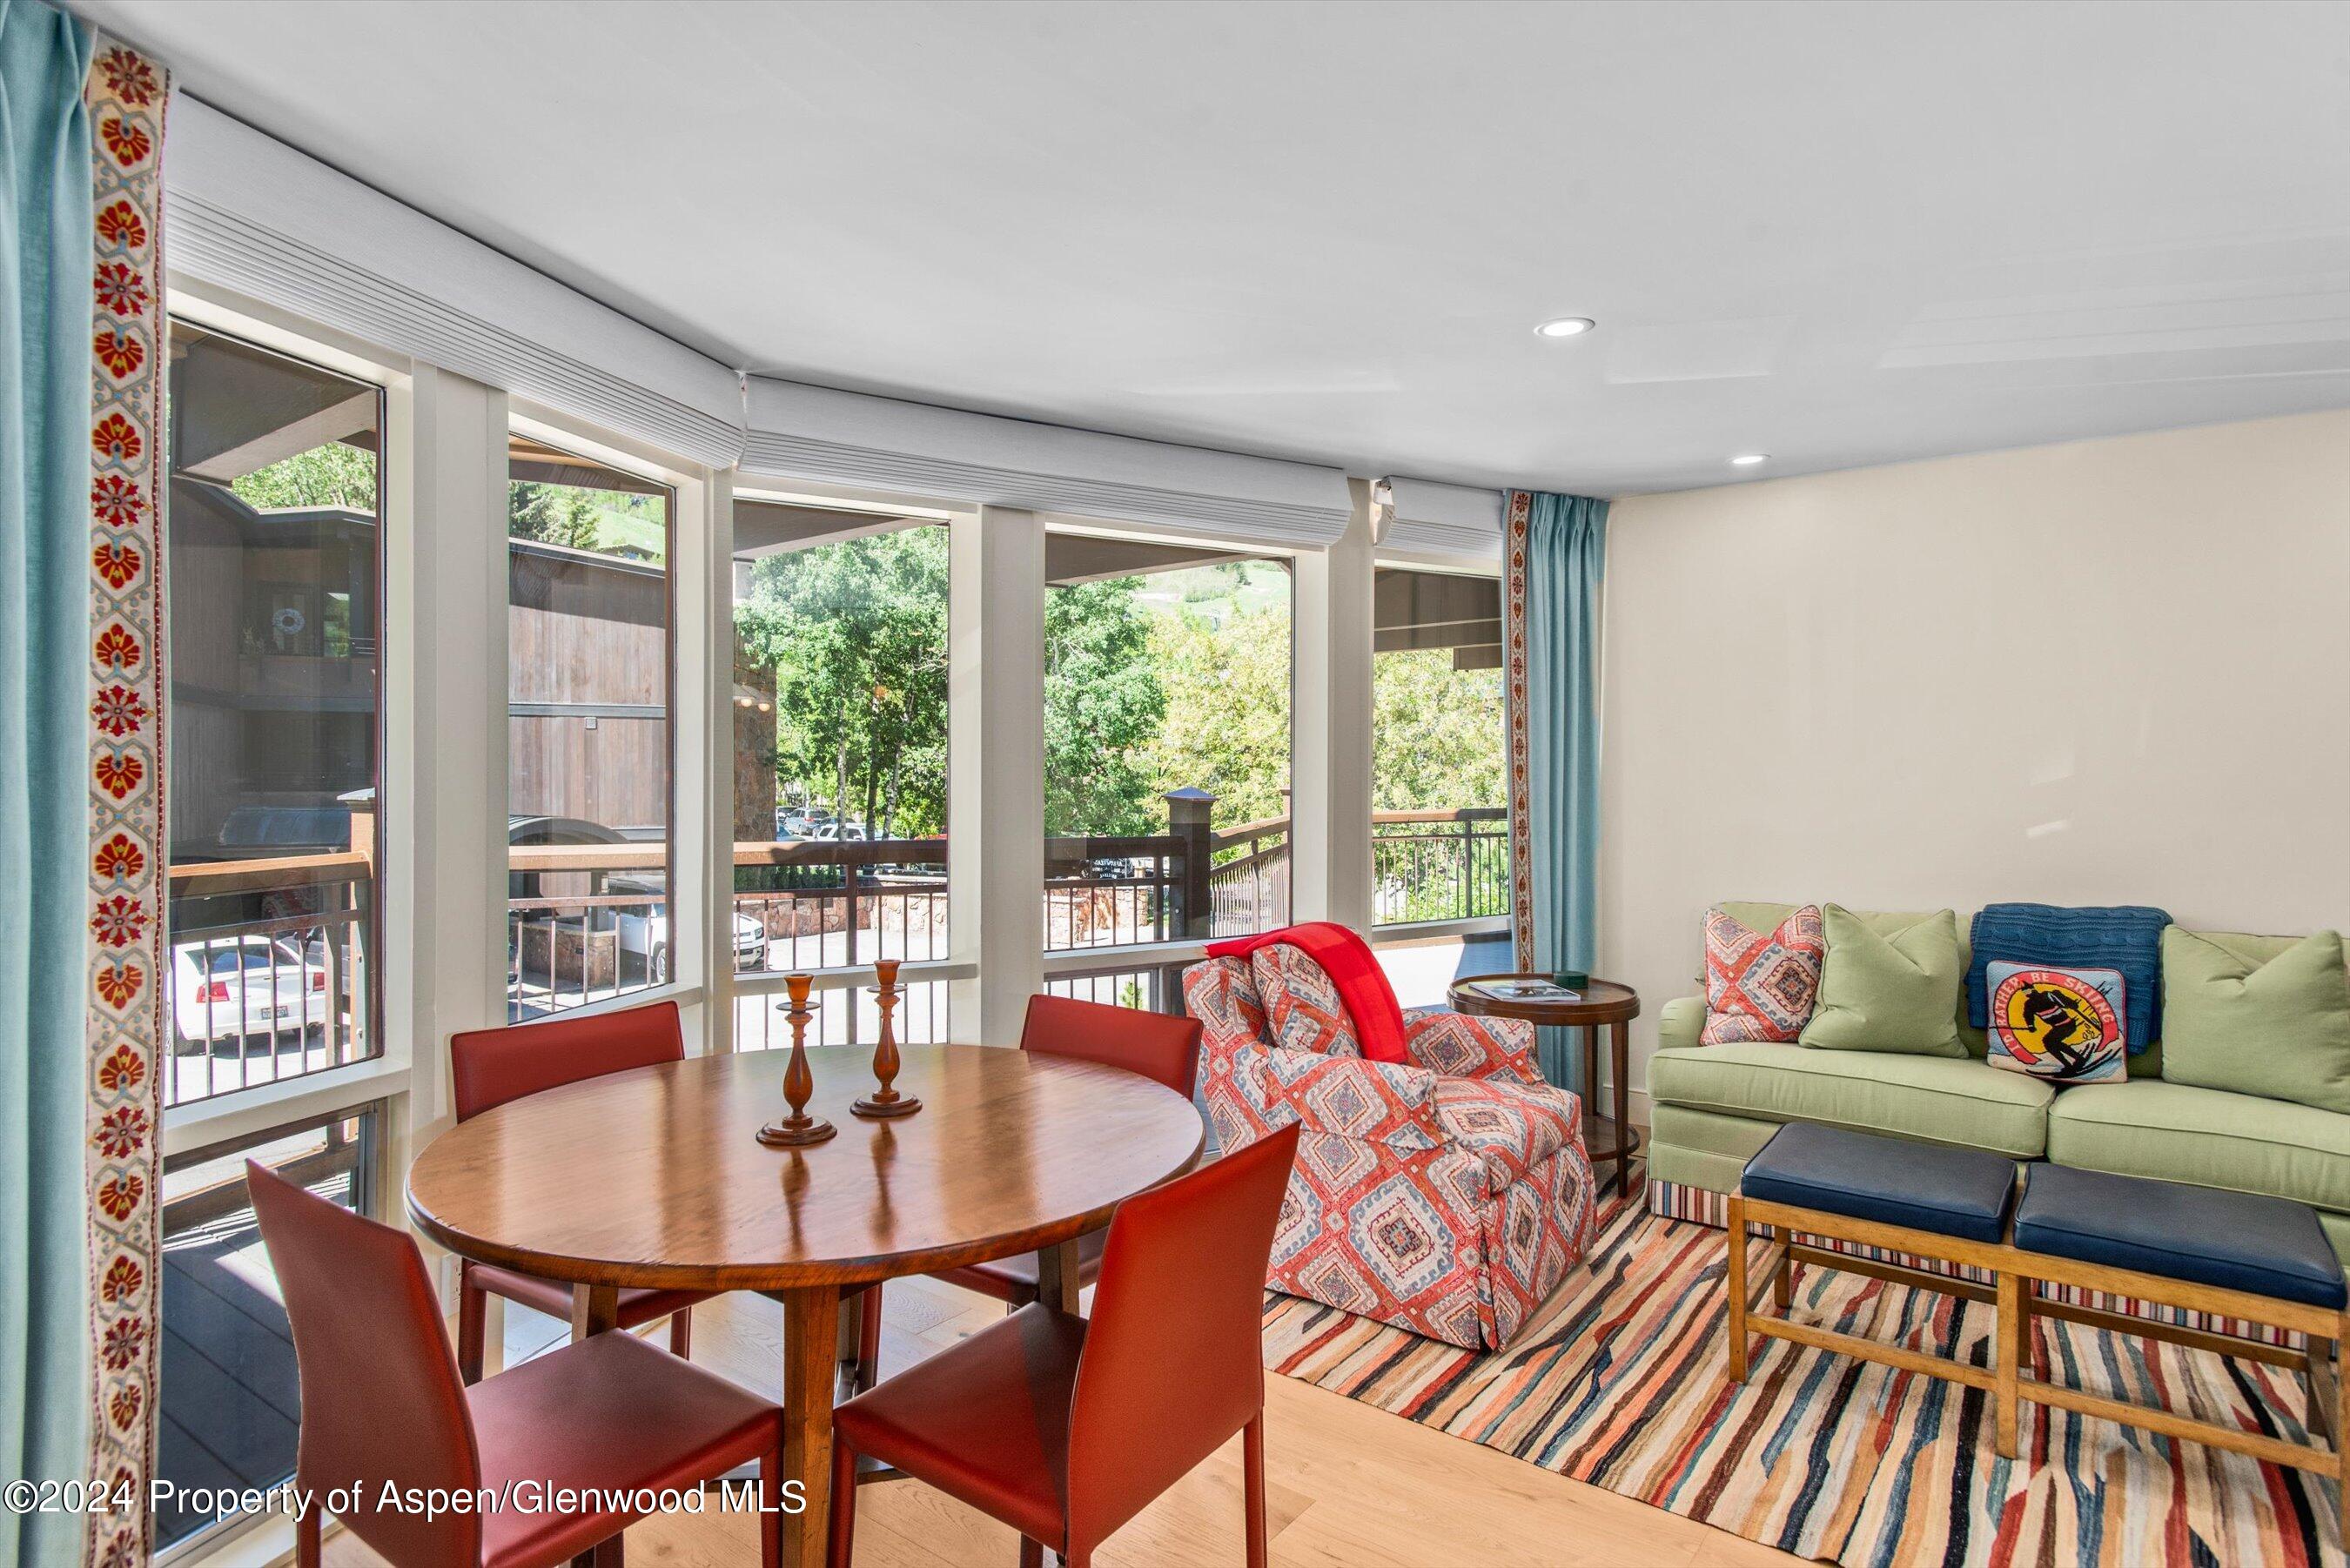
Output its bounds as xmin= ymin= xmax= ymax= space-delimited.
xmin=506 ymin=814 xmax=766 ymax=981
xmin=779 ymin=807 xmax=836 ymax=838
xmin=810 ymin=821 xmax=868 ymax=842
xmin=618 ymin=906 xmax=769 ymax=983
xmin=171 ymin=937 xmax=332 ymax=1052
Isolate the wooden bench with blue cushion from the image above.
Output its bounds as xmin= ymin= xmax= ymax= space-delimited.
xmin=1727 ymin=1122 xmax=2350 ymax=1529
xmin=1725 ymin=1122 xmax=2020 ymax=1406
xmin=2005 ymin=1163 xmax=2347 ymax=1506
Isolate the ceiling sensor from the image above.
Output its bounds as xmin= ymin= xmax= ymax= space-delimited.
xmin=1534 ymin=317 xmax=1595 ymax=338
xmin=1729 ymin=453 xmax=1769 ymax=466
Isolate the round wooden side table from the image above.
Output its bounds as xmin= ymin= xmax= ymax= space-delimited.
xmin=1447 ymin=975 xmax=1642 ymax=1194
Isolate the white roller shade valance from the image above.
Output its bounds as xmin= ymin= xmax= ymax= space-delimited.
xmin=1372 ymin=477 xmax=1504 ymax=559
xmin=165 ymin=97 xmax=747 ymax=469
xmin=164 ymin=94 xmax=1359 ymax=539
xmin=743 ymin=378 xmax=1353 ymax=549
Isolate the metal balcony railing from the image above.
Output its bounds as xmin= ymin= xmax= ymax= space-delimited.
xmin=164 ymin=852 xmax=375 ymax=1109
xmin=162 ymin=803 xmax=1508 ymax=1108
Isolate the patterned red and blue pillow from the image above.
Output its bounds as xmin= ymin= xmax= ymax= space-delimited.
xmin=1249 ymin=944 xmax=1365 ymax=1059
xmin=1702 ymin=905 xmax=1825 ymax=1044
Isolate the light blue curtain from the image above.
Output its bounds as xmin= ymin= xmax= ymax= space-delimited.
xmin=1523 ymin=493 xmax=1607 ymax=1091
xmin=0 ymin=3 xmax=94 ymax=1564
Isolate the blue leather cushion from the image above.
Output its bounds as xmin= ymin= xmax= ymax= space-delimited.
xmin=1741 ymin=1122 xmax=2017 ymax=1242
xmin=2013 ymin=1164 xmax=2347 ymax=1309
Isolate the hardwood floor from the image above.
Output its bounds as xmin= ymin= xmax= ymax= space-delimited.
xmin=321 ymin=1273 xmax=1803 ymax=1568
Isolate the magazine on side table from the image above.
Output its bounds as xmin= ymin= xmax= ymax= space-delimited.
xmin=1463 ymin=978 xmax=1581 ymax=1002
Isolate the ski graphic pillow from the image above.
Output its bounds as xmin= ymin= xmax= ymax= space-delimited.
xmin=1985 ymin=961 xmax=2126 ymax=1082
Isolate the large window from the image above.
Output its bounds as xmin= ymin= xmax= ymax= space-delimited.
xmin=504 ymin=437 xmax=675 ymax=1018
xmin=730 ymin=500 xmax=950 ymax=1047
xmin=1371 ymin=567 xmax=1507 ymax=1002
xmin=163 ymin=321 xmax=383 ymax=1106
xmin=1042 ymin=537 xmax=1292 ymax=949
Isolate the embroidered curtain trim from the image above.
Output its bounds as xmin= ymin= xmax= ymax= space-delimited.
xmin=1503 ymin=490 xmax=1534 ymax=970
xmin=82 ymin=37 xmax=168 ymax=1568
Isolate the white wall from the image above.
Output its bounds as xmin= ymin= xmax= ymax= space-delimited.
xmin=1598 ymin=410 xmax=2350 ymax=1104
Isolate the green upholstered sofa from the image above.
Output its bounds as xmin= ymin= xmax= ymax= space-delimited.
xmin=1646 ymin=902 xmax=2350 ymax=1279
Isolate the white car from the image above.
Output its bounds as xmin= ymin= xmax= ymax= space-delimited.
xmin=614 ymin=908 xmax=769 ymax=983
xmin=171 ymin=937 xmax=332 ymax=1051
xmin=809 ymin=821 xmax=868 ymax=842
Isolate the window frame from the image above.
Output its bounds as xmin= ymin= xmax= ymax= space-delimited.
xmin=1037 ymin=522 xmax=1303 ymax=957
xmin=501 ymin=419 xmax=683 ymax=1022
xmin=1366 ymin=553 xmax=1512 ymax=955
xmin=725 ymin=488 xmax=963 ymax=1049
xmin=159 ymin=297 xmax=400 ymax=1152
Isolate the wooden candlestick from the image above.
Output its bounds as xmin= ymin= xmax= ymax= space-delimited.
xmin=757 ymin=973 xmax=836 ymax=1148
xmin=852 ymin=957 xmax=922 ymax=1119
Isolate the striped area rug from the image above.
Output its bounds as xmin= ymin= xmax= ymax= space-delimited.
xmin=1261 ymin=1188 xmax=2341 ymax=1565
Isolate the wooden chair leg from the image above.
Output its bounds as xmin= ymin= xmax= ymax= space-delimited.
xmin=1771 ymin=1232 xmax=1792 ymax=1310
xmin=1725 ymin=1194 xmax=1750 ymax=1383
xmin=668 ymin=1307 xmax=692 ymax=1360
xmin=573 ymin=1537 xmax=621 ymax=1567
xmin=457 ymin=1270 xmax=487 ymax=1385
xmin=1243 ymin=1411 xmax=1268 ymax=1568
xmin=856 ymin=1285 xmax=883 ymax=1392
xmin=760 ymin=1447 xmax=782 ymax=1568
xmin=1018 ymin=1540 xmax=1043 ymax=1568
xmin=294 ymin=1498 xmax=321 ymax=1567
xmin=827 ymin=1435 xmax=858 ymax=1568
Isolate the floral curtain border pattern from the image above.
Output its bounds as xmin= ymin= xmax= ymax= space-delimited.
xmin=1503 ymin=490 xmax=1535 ymax=971
xmin=82 ymin=37 xmax=167 ymax=1568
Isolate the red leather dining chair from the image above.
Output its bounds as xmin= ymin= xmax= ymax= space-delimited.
xmin=828 ymin=1122 xmax=1298 ymax=1568
xmin=937 ymin=995 xmax=1203 ymax=1305
xmin=447 ymin=1001 xmax=712 ymax=1382
xmin=246 ymin=1161 xmax=783 ymax=1568
xmin=846 ymin=1001 xmax=1203 ymax=1391
xmin=845 ymin=995 xmax=1201 ymax=1391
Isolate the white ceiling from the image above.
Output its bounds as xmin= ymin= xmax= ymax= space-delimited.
xmin=79 ymin=0 xmax=2350 ymax=494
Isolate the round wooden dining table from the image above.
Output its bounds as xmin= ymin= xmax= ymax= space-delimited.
xmin=407 ymin=1042 xmax=1205 ymax=1567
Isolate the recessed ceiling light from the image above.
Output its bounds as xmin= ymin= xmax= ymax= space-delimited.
xmin=1534 ymin=317 xmax=1595 ymax=338
xmin=1729 ymin=452 xmax=1769 ymax=466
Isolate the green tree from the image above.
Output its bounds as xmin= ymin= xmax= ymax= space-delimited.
xmin=507 ymin=481 xmax=604 ymax=552
xmin=231 ymin=442 xmax=377 ymax=511
xmin=736 ymin=530 xmax=951 ymax=837
xmin=1371 ymin=650 xmax=1505 ymax=811
xmin=1141 ymin=603 xmax=1292 ymax=831
xmin=1044 ymin=579 xmax=1166 ymax=834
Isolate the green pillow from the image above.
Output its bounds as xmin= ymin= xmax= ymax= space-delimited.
xmin=1798 ymin=905 xmax=1967 ymax=1056
xmin=2161 ymin=928 xmax=2350 ymax=1114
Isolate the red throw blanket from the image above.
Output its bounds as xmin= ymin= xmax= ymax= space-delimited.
xmin=1205 ymin=921 xmax=1412 ymax=1064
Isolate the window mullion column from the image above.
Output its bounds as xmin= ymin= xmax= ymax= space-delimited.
xmin=947 ymin=505 xmax=1044 ymax=1042
xmin=393 ymin=365 xmax=510 ymax=1138
xmin=1291 ymin=479 xmax=1377 ymax=928
xmin=691 ymin=468 xmax=734 ymax=1052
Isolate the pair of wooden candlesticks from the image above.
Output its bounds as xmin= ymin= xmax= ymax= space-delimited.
xmin=756 ymin=958 xmax=921 ymax=1148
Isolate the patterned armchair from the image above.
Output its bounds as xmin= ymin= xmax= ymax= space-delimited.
xmin=1184 ymin=947 xmax=1598 ymax=1350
